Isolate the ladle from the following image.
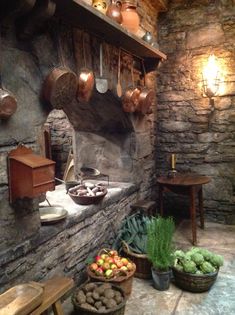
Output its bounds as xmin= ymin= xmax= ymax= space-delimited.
xmin=95 ymin=43 xmax=108 ymax=94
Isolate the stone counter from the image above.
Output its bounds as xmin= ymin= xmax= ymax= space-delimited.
xmin=0 ymin=182 xmax=138 ymax=292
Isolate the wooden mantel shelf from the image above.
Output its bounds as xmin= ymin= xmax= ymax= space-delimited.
xmin=55 ymin=0 xmax=167 ymax=70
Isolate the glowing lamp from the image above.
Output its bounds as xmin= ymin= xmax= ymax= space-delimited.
xmin=202 ymin=55 xmax=220 ymax=99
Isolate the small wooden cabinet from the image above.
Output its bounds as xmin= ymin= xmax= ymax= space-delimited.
xmin=8 ymin=145 xmax=55 ymax=203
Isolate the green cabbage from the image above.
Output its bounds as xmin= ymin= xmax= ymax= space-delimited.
xmin=200 ymin=261 xmax=216 ymax=274
xmin=183 ymin=260 xmax=197 ymax=274
xmin=209 ymin=254 xmax=223 ymax=268
xmin=191 ymin=253 xmax=204 ymax=266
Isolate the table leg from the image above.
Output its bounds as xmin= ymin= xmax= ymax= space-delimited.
xmin=198 ymin=186 xmax=204 ymax=229
xmin=52 ymin=300 xmax=64 ymax=315
xmin=159 ymin=184 xmax=164 ymax=216
xmin=190 ymin=186 xmax=197 ymax=245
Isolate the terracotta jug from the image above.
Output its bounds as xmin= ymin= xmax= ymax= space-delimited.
xmin=106 ymin=0 xmax=122 ymax=24
xmin=121 ymin=0 xmax=140 ymax=35
xmin=92 ymin=0 xmax=108 ymax=14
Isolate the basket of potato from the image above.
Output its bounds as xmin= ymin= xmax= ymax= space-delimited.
xmin=72 ymin=282 xmax=126 ymax=315
xmin=87 ymin=249 xmax=136 ymax=297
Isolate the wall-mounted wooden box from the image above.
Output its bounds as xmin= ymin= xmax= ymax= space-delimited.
xmin=8 ymin=145 xmax=55 ymax=203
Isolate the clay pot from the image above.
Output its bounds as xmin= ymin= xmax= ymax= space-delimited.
xmin=106 ymin=0 xmax=122 ymax=24
xmin=92 ymin=0 xmax=107 ymax=14
xmin=121 ymin=0 xmax=140 ymax=35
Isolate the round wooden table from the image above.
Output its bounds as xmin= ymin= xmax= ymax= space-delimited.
xmin=157 ymin=174 xmax=211 ymax=245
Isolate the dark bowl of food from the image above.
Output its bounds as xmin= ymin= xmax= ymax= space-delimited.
xmin=68 ymin=183 xmax=107 ymax=205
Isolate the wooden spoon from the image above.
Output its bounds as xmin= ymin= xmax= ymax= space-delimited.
xmin=116 ymin=48 xmax=122 ymax=97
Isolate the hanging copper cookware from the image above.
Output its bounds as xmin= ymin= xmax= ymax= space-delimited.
xmin=122 ymin=60 xmax=140 ymax=113
xmin=137 ymin=87 xmax=154 ymax=114
xmin=43 ymin=26 xmax=77 ymax=109
xmin=0 ymin=30 xmax=17 ymax=119
xmin=76 ymin=32 xmax=95 ymax=103
xmin=135 ymin=61 xmax=155 ymax=115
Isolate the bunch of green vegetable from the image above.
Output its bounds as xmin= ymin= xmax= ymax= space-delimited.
xmin=173 ymin=247 xmax=223 ymax=275
xmin=147 ymin=216 xmax=175 ymax=271
xmin=112 ymin=212 xmax=153 ymax=254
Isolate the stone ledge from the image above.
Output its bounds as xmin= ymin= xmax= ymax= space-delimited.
xmin=0 ymin=182 xmax=137 ymax=268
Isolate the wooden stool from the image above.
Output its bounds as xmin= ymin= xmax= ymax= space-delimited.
xmin=30 ymin=276 xmax=74 ymax=315
xmin=130 ymin=200 xmax=156 ymax=216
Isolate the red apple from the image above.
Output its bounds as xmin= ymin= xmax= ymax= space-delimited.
xmin=102 ymin=262 xmax=111 ymax=271
xmin=121 ymin=258 xmax=129 ymax=266
xmin=105 ymin=257 xmax=114 ymax=264
xmin=90 ymin=263 xmax=98 ymax=271
xmin=97 ymin=258 xmax=104 ymax=266
xmin=95 ymin=255 xmax=101 ymax=261
xmin=116 ymin=261 xmax=124 ymax=268
xmin=109 ymin=250 xmax=118 ymax=257
xmin=126 ymin=262 xmax=133 ymax=271
xmin=101 ymin=254 xmax=108 ymax=260
xmin=120 ymin=266 xmax=128 ymax=271
xmin=95 ymin=267 xmax=104 ymax=276
xmin=105 ymin=269 xmax=113 ymax=278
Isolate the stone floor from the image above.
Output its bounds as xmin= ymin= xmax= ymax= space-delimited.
xmin=62 ymin=220 xmax=235 ymax=315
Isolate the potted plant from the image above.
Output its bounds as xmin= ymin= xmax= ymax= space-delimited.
xmin=146 ymin=216 xmax=175 ymax=291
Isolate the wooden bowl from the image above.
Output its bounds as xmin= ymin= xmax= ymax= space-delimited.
xmin=68 ymin=187 xmax=107 ymax=205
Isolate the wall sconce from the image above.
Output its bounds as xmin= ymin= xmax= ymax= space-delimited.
xmin=202 ymin=55 xmax=220 ymax=105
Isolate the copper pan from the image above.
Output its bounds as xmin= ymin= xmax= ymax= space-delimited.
xmin=76 ymin=33 xmax=95 ymax=103
xmin=122 ymin=86 xmax=140 ymax=112
xmin=43 ymin=66 xmax=77 ymax=109
xmin=0 ymin=31 xmax=17 ymax=119
xmin=137 ymin=87 xmax=155 ymax=115
xmin=43 ymin=28 xmax=77 ymax=109
xmin=122 ymin=60 xmax=140 ymax=112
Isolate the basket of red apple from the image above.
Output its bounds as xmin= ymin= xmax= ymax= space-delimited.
xmin=87 ymin=249 xmax=136 ymax=298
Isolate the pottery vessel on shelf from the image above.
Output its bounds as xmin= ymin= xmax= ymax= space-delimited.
xmin=92 ymin=0 xmax=108 ymax=14
xmin=106 ymin=0 xmax=122 ymax=24
xmin=121 ymin=0 xmax=140 ymax=35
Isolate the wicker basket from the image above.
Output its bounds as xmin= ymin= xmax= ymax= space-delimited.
xmin=87 ymin=249 xmax=136 ymax=297
xmin=172 ymin=267 xmax=219 ymax=293
xmin=72 ymin=282 xmax=126 ymax=315
xmin=121 ymin=241 xmax=152 ymax=279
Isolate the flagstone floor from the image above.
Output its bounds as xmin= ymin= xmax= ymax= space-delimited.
xmin=62 ymin=220 xmax=235 ymax=315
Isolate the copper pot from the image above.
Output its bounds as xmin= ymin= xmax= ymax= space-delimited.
xmin=0 ymin=88 xmax=17 ymax=119
xmin=137 ymin=87 xmax=155 ymax=114
xmin=43 ymin=67 xmax=77 ymax=109
xmin=122 ymin=86 xmax=140 ymax=113
xmin=106 ymin=0 xmax=122 ymax=24
xmin=77 ymin=67 xmax=95 ymax=103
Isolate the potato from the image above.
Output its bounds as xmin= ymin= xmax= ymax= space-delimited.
xmin=76 ymin=290 xmax=86 ymax=304
xmin=86 ymin=296 xmax=95 ymax=305
xmin=105 ymin=299 xmax=117 ymax=309
xmin=80 ymin=303 xmax=97 ymax=311
xmin=84 ymin=283 xmax=97 ymax=292
xmin=94 ymin=301 xmax=102 ymax=309
xmin=92 ymin=291 xmax=100 ymax=300
xmin=104 ymin=288 xmax=115 ymax=299
xmin=114 ymin=295 xmax=123 ymax=304
xmin=98 ymin=306 xmax=107 ymax=312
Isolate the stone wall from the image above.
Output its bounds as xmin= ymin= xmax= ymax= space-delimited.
xmin=157 ymin=0 xmax=235 ymax=223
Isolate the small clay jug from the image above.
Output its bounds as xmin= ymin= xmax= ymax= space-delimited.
xmin=121 ymin=0 xmax=140 ymax=35
xmin=92 ymin=0 xmax=107 ymax=14
xmin=106 ymin=0 xmax=122 ymax=24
